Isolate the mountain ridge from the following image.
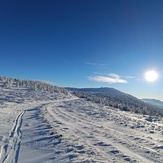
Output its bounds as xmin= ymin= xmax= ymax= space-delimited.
xmin=1 ymin=76 xmax=163 ymax=117
xmin=67 ymin=87 xmax=163 ymax=117
xmin=66 ymin=87 xmax=126 ymax=96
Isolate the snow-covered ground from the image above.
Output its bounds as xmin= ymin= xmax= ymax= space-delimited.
xmin=0 ymin=89 xmax=163 ymax=162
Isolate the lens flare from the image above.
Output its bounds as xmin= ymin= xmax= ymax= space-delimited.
xmin=145 ymin=70 xmax=158 ymax=82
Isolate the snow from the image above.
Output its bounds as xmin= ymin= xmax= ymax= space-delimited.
xmin=0 ymin=86 xmax=163 ymax=162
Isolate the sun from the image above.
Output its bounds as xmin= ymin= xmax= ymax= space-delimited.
xmin=145 ymin=70 xmax=158 ymax=82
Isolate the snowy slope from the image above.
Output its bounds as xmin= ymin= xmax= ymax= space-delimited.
xmin=68 ymin=87 xmax=163 ymax=116
xmin=0 ymin=77 xmax=163 ymax=163
xmin=0 ymin=76 xmax=72 ymax=163
xmin=41 ymin=99 xmax=163 ymax=163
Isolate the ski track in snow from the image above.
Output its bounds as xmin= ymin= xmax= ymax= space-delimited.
xmin=0 ymin=110 xmax=25 ymax=163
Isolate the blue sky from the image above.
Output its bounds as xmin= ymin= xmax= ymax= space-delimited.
xmin=0 ymin=0 xmax=163 ymax=100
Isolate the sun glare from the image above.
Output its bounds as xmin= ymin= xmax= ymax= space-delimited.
xmin=145 ymin=70 xmax=158 ymax=82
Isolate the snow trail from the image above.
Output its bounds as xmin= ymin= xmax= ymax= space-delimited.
xmin=42 ymin=99 xmax=163 ymax=163
xmin=0 ymin=110 xmax=25 ymax=163
xmin=0 ymin=97 xmax=162 ymax=162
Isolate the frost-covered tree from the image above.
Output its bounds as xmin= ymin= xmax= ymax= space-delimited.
xmin=0 ymin=76 xmax=69 ymax=96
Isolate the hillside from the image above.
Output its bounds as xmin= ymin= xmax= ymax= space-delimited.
xmin=67 ymin=87 xmax=125 ymax=95
xmin=67 ymin=87 xmax=163 ymax=117
xmin=0 ymin=77 xmax=163 ymax=162
xmin=0 ymin=76 xmax=70 ymax=104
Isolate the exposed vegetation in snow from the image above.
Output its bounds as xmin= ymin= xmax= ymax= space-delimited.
xmin=68 ymin=87 xmax=163 ymax=117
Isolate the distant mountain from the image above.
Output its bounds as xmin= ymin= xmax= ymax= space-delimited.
xmin=67 ymin=87 xmax=163 ymax=117
xmin=67 ymin=87 xmax=125 ymax=96
xmin=142 ymin=99 xmax=163 ymax=108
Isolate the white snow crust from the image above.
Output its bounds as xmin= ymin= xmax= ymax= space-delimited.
xmin=0 ymin=86 xmax=163 ymax=163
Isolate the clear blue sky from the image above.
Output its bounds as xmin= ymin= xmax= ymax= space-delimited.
xmin=0 ymin=0 xmax=163 ymax=100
